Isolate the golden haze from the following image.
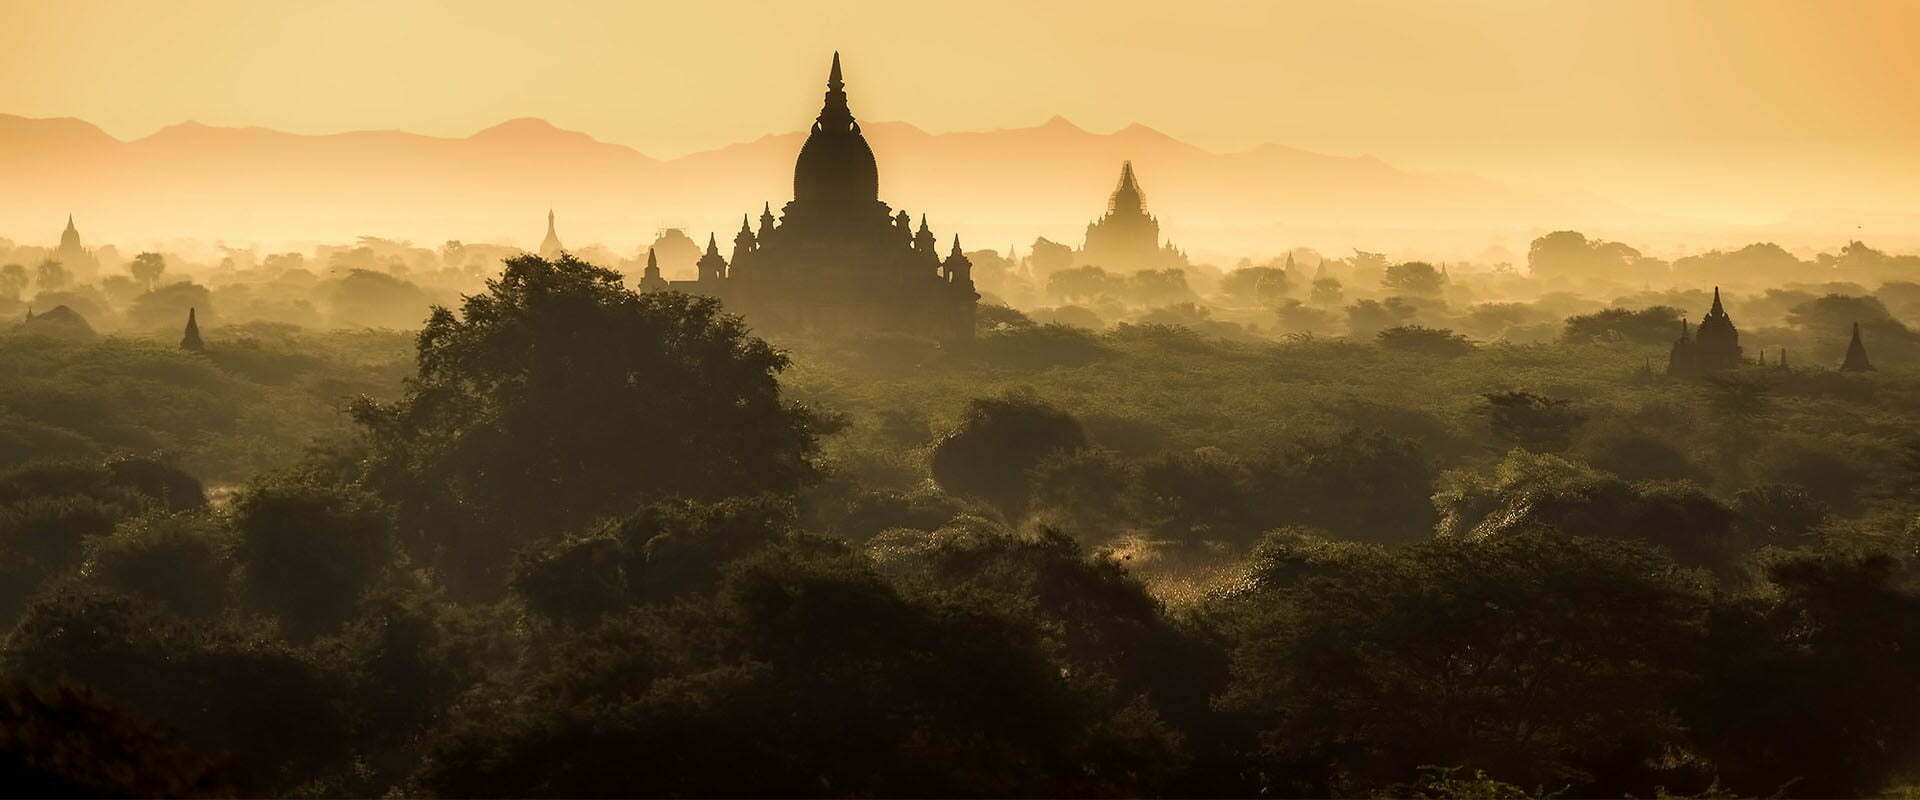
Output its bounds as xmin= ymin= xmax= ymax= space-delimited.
xmin=1 ymin=0 xmax=1916 ymax=255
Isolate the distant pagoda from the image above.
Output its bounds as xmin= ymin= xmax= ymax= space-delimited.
xmin=180 ymin=307 xmax=206 ymax=352
xmin=1079 ymin=161 xmax=1188 ymax=272
xmin=53 ymin=214 xmax=100 ymax=282
xmin=662 ymin=53 xmax=978 ymax=340
xmin=1666 ymin=318 xmax=1697 ymax=377
xmin=1840 ymin=322 xmax=1874 ymax=372
xmin=1666 ymin=288 xmax=1744 ymax=377
xmin=539 ymin=209 xmax=566 ymax=260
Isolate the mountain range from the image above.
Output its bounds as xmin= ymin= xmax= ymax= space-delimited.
xmin=0 ymin=112 xmax=1643 ymax=259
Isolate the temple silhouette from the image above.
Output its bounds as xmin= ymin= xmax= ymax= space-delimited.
xmin=661 ymin=53 xmax=978 ymax=340
xmin=1079 ymin=161 xmax=1188 ymax=272
xmin=1667 ymin=287 xmax=1743 ymax=376
xmin=54 ymin=215 xmax=100 ymax=282
xmin=539 ymin=209 xmax=565 ymax=260
xmin=1841 ymin=322 xmax=1874 ymax=371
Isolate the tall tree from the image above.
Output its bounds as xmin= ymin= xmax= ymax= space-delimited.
xmin=349 ymin=254 xmax=819 ymax=598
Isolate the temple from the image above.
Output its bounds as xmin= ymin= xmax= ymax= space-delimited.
xmin=1078 ymin=162 xmax=1188 ymax=272
xmin=180 ymin=307 xmax=205 ymax=352
xmin=1668 ymin=288 xmax=1744 ymax=376
xmin=539 ymin=210 xmax=565 ymax=260
xmin=1840 ymin=322 xmax=1874 ymax=371
xmin=54 ymin=215 xmax=100 ymax=282
xmin=656 ymin=53 xmax=978 ymax=340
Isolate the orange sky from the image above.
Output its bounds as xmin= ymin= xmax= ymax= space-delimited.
xmin=2 ymin=0 xmax=1917 ymax=228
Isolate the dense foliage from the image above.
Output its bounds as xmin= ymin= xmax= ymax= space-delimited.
xmin=2 ymin=244 xmax=1920 ymax=796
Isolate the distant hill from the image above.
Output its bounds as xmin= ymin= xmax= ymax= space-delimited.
xmin=0 ymin=112 xmax=1639 ymax=259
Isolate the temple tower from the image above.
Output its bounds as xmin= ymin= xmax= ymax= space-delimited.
xmin=637 ymin=248 xmax=669 ymax=292
xmin=1692 ymin=287 xmax=1743 ymax=372
xmin=180 ymin=307 xmax=205 ymax=352
xmin=1840 ymin=322 xmax=1875 ymax=372
xmin=539 ymin=210 xmax=565 ymax=260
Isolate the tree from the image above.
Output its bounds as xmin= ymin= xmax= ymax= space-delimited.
xmin=1527 ymin=230 xmax=1643 ymax=282
xmin=0 ymin=264 xmax=26 ymax=300
xmin=321 ymin=268 xmax=433 ymax=328
xmin=128 ymin=252 xmax=166 ymax=291
xmin=1128 ymin=268 xmax=1196 ymax=305
xmin=127 ymin=282 xmax=212 ymax=331
xmin=1686 ymin=554 xmax=1920 ymax=796
xmin=350 ymin=254 xmax=818 ymax=598
xmin=429 ymin=538 xmax=1180 ymax=797
xmin=1345 ymin=298 xmax=1418 ymax=338
xmin=931 ymin=390 xmax=1088 ymax=520
xmin=1377 ymin=325 xmax=1474 ymax=357
xmin=1046 ymin=265 xmax=1121 ymax=304
xmin=1215 ymin=531 xmax=1710 ymax=796
xmin=1433 ymin=450 xmax=1738 ymax=572
xmin=1478 ymin=391 xmax=1585 ymax=451
xmin=1258 ymin=430 xmax=1438 ymax=544
xmin=0 ymin=678 xmax=231 ymax=796
xmin=33 ymin=259 xmax=68 ymax=292
xmin=1381 ymin=261 xmax=1444 ymax=297
xmin=1561 ymin=306 xmax=1684 ymax=345
xmin=1309 ymin=276 xmax=1343 ymax=307
xmin=1219 ymin=266 xmax=1292 ymax=306
xmin=233 ymin=481 xmax=392 ymax=640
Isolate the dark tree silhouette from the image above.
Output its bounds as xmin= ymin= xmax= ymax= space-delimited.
xmin=233 ymin=481 xmax=392 ymax=639
xmin=931 ymin=390 xmax=1088 ymax=520
xmin=350 ymin=254 xmax=818 ymax=598
xmin=1479 ymin=391 xmax=1585 ymax=451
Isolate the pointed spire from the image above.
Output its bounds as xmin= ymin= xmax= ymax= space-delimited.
xmin=950 ymin=235 xmax=964 ymax=257
xmin=814 ymin=52 xmax=855 ymax=132
xmin=740 ymin=213 xmax=753 ymax=234
xmin=706 ymin=232 xmax=720 ymax=255
xmin=1841 ymin=321 xmax=1875 ymax=372
xmin=1709 ymin=286 xmax=1725 ymax=316
xmin=180 ymin=306 xmax=205 ymax=352
xmin=647 ymin=247 xmax=658 ymax=270
xmin=917 ymin=214 xmax=930 ymax=234
xmin=1107 ymin=160 xmax=1148 ymax=216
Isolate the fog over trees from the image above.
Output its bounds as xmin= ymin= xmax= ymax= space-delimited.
xmin=4 ymin=216 xmax=1920 ymax=796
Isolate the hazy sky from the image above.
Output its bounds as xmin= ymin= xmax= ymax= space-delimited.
xmin=3 ymin=0 xmax=1917 ymax=224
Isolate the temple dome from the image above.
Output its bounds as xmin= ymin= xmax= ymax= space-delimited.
xmin=792 ymin=53 xmax=878 ymax=210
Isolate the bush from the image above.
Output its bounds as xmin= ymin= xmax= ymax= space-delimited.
xmin=233 ymin=482 xmax=392 ymax=640
xmin=931 ymin=390 xmax=1088 ymax=520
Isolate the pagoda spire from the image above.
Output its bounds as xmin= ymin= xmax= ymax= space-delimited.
xmin=539 ymin=209 xmax=564 ymax=258
xmin=1108 ymin=161 xmax=1147 ymax=216
xmin=914 ymin=214 xmax=935 ymax=253
xmin=180 ymin=307 xmax=205 ymax=352
xmin=815 ymin=51 xmax=855 ymax=133
xmin=698 ymin=232 xmax=729 ymax=282
xmin=732 ymin=215 xmax=757 ymax=265
xmin=1708 ymin=286 xmax=1725 ymax=316
xmin=637 ymin=247 xmax=667 ymax=292
xmin=1841 ymin=322 xmax=1875 ymax=372
xmin=949 ymin=235 xmax=964 ymax=258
